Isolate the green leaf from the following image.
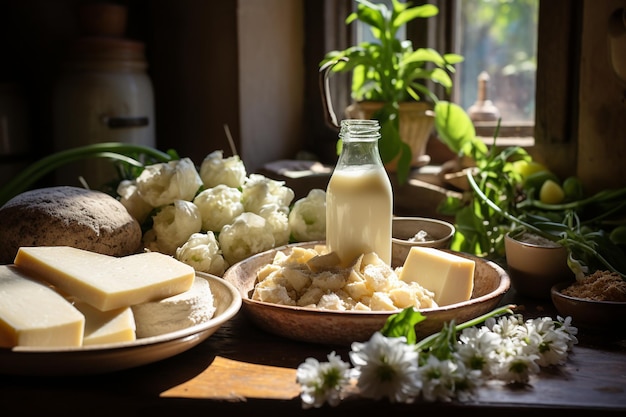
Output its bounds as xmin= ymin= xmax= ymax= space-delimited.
xmin=402 ymin=48 xmax=447 ymax=67
xmin=395 ymin=141 xmax=412 ymax=184
xmin=434 ymin=101 xmax=478 ymax=155
xmin=378 ymin=114 xmax=401 ymax=163
xmin=354 ymin=0 xmax=385 ymax=32
xmin=380 ymin=307 xmax=426 ymax=344
xmin=393 ymin=3 xmax=438 ymax=29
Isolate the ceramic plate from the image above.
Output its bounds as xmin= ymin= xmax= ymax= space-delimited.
xmin=0 ymin=272 xmax=242 ymax=376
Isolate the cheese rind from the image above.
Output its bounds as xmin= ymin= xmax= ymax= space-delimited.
xmin=0 ymin=265 xmax=84 ymax=348
xmin=73 ymin=300 xmax=136 ymax=346
xmin=132 ymin=275 xmax=216 ymax=338
xmin=14 ymin=246 xmax=195 ymax=311
xmin=398 ymin=247 xmax=475 ymax=306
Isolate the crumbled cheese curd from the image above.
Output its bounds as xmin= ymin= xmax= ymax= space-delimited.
xmin=251 ymin=246 xmax=437 ymax=311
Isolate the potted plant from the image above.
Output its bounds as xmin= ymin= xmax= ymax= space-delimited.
xmin=320 ymin=0 xmax=474 ymax=183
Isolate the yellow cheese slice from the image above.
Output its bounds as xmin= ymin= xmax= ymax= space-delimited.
xmin=398 ymin=247 xmax=475 ymax=306
xmin=14 ymin=246 xmax=195 ymax=311
xmin=0 ymin=265 xmax=84 ymax=348
xmin=72 ymin=300 xmax=136 ymax=346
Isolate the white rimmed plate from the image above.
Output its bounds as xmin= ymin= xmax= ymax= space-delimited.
xmin=0 ymin=272 xmax=241 ymax=376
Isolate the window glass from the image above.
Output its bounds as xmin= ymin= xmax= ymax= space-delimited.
xmin=458 ymin=0 xmax=539 ymax=124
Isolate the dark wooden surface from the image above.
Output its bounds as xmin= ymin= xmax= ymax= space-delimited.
xmin=2 ymin=288 xmax=626 ymax=417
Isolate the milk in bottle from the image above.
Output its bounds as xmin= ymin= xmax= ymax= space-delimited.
xmin=326 ymin=119 xmax=393 ymax=266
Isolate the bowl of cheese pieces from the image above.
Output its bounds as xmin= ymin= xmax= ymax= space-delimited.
xmin=222 ymin=241 xmax=510 ymax=346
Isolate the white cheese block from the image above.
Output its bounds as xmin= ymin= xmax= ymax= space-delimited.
xmin=0 ymin=265 xmax=84 ymax=348
xmin=14 ymin=246 xmax=195 ymax=311
xmin=72 ymin=300 xmax=136 ymax=346
xmin=132 ymin=275 xmax=216 ymax=338
xmin=398 ymin=247 xmax=475 ymax=306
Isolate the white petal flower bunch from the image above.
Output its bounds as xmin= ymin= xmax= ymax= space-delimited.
xmin=296 ymin=306 xmax=578 ymax=409
xmin=116 ymin=150 xmax=327 ymax=275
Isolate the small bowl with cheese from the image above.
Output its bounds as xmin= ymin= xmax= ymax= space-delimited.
xmin=392 ymin=217 xmax=455 ymax=263
xmin=223 ymin=241 xmax=510 ymax=346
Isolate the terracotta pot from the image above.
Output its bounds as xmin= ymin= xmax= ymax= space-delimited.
xmin=345 ymin=101 xmax=434 ymax=171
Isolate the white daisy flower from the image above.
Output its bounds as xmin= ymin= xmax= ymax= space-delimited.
xmin=296 ymin=351 xmax=351 ymax=409
xmin=349 ymin=332 xmax=421 ymax=403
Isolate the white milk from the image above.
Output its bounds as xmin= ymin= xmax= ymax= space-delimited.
xmin=326 ymin=164 xmax=393 ymax=266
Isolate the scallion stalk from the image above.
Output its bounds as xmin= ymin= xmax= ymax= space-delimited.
xmin=0 ymin=143 xmax=174 ymax=206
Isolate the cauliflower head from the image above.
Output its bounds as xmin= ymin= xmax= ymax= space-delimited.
xmin=176 ymin=232 xmax=228 ymax=276
xmin=219 ymin=212 xmax=275 ymax=265
xmin=288 ymin=188 xmax=327 ymax=242
xmin=258 ymin=204 xmax=290 ymax=248
xmin=241 ymin=174 xmax=294 ymax=215
xmin=136 ymin=158 xmax=203 ymax=207
xmin=151 ymin=199 xmax=202 ymax=255
xmin=193 ymin=184 xmax=244 ymax=232
xmin=200 ymin=150 xmax=247 ymax=189
xmin=117 ymin=179 xmax=153 ymax=223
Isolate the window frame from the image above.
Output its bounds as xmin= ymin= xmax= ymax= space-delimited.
xmin=303 ymin=0 xmax=580 ymax=165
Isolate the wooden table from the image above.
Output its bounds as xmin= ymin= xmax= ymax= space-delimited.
xmin=2 ymin=289 xmax=626 ymax=416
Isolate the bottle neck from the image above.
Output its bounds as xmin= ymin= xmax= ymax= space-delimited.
xmin=337 ymin=119 xmax=383 ymax=169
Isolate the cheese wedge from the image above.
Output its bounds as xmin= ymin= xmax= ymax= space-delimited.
xmin=14 ymin=246 xmax=195 ymax=311
xmin=0 ymin=265 xmax=84 ymax=348
xmin=73 ymin=300 xmax=136 ymax=346
xmin=398 ymin=247 xmax=475 ymax=306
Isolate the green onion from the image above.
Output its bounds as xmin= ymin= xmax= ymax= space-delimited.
xmin=0 ymin=143 xmax=174 ymax=206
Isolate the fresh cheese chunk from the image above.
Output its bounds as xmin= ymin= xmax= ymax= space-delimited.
xmin=14 ymin=246 xmax=195 ymax=311
xmin=398 ymin=247 xmax=475 ymax=306
xmin=131 ymin=275 xmax=216 ymax=338
xmin=0 ymin=265 xmax=84 ymax=348
xmin=73 ymin=300 xmax=136 ymax=346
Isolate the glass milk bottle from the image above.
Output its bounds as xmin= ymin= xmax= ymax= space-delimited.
xmin=326 ymin=119 xmax=393 ymax=266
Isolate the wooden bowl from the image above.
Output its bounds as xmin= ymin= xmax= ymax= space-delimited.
xmin=222 ymin=241 xmax=510 ymax=346
xmin=551 ymin=282 xmax=626 ymax=330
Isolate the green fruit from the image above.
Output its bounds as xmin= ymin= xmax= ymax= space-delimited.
xmin=539 ymin=179 xmax=565 ymax=204
xmin=610 ymin=225 xmax=626 ymax=245
xmin=562 ymin=176 xmax=584 ymax=200
xmin=523 ymin=170 xmax=559 ymax=198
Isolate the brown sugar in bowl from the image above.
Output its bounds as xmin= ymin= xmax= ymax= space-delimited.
xmin=551 ymin=271 xmax=626 ymax=330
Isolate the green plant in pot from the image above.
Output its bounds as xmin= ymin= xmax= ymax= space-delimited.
xmin=320 ymin=0 xmax=475 ymax=183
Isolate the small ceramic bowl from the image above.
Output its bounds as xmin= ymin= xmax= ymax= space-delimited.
xmin=392 ymin=217 xmax=455 ymax=264
xmin=551 ymin=281 xmax=626 ymax=330
xmin=504 ymin=231 xmax=575 ymax=299
xmin=222 ymin=241 xmax=510 ymax=346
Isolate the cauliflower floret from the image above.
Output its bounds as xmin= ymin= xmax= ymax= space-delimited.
xmin=175 ymin=232 xmax=228 ymax=276
xmin=200 ymin=150 xmax=247 ymax=189
xmin=241 ymin=174 xmax=294 ymax=215
xmin=193 ymin=184 xmax=244 ymax=232
xmin=116 ymin=179 xmax=153 ymax=223
xmin=258 ymin=204 xmax=290 ymax=247
xmin=288 ymin=188 xmax=326 ymax=242
xmin=151 ymin=200 xmax=202 ymax=255
xmin=218 ymin=212 xmax=275 ymax=265
xmin=136 ymin=158 xmax=203 ymax=207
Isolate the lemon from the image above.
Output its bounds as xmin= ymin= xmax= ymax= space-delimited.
xmin=515 ymin=160 xmax=548 ymax=181
xmin=539 ymin=179 xmax=565 ymax=204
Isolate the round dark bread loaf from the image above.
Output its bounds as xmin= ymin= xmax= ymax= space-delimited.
xmin=0 ymin=186 xmax=142 ymax=264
